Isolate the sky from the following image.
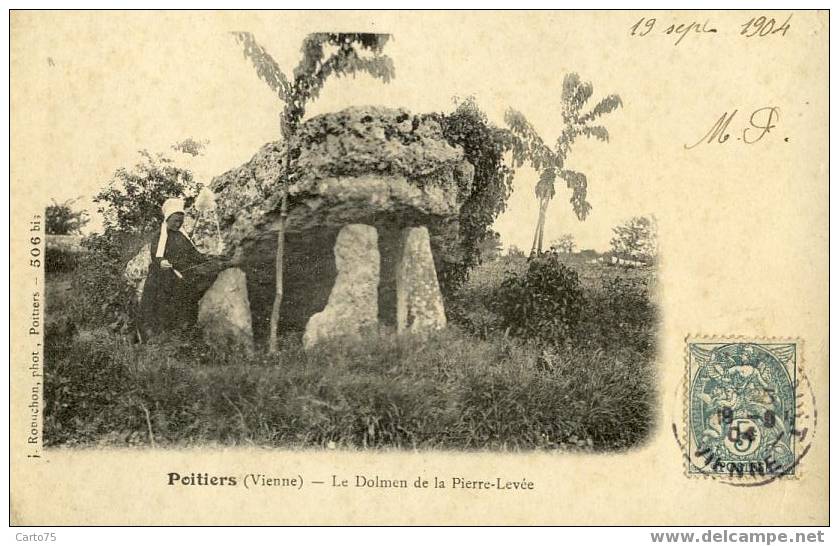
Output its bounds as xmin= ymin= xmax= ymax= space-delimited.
xmin=11 ymin=12 xmax=702 ymax=252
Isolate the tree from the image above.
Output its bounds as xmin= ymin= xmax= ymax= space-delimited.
xmin=505 ymin=73 xmax=622 ymax=256
xmin=232 ymin=32 xmax=395 ymax=353
xmin=93 ymin=149 xmax=201 ymax=235
xmin=477 ymin=230 xmax=504 ymax=262
xmin=507 ymin=245 xmax=526 ymax=258
xmin=610 ymin=216 xmax=657 ymax=263
xmin=46 ymin=198 xmax=89 ymax=235
xmin=550 ymin=233 xmax=576 ymax=254
xmin=171 ymin=137 xmax=209 ymax=157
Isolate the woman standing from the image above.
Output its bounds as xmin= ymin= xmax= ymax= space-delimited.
xmin=138 ymin=198 xmax=208 ymax=340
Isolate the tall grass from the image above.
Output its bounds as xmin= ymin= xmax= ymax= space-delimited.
xmin=44 ymin=253 xmax=658 ymax=452
xmin=44 ymin=325 xmax=654 ymax=451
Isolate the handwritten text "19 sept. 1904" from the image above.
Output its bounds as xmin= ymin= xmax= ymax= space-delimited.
xmin=629 ymin=14 xmax=792 ymax=46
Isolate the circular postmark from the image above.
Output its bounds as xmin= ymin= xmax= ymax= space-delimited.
xmin=673 ymin=338 xmax=815 ymax=486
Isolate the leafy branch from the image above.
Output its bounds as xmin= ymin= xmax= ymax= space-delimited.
xmin=505 ymin=73 xmax=622 ymax=255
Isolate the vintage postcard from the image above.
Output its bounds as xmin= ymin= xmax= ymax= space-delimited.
xmin=9 ymin=10 xmax=828 ymax=525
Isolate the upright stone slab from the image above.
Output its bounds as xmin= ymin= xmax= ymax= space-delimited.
xmin=124 ymin=243 xmax=152 ymax=301
xmin=303 ymin=224 xmax=380 ymax=349
xmin=396 ymin=226 xmax=447 ymax=335
xmin=197 ymin=267 xmax=254 ymax=353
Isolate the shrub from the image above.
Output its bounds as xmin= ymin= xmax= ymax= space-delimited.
xmin=493 ymin=253 xmax=585 ymax=344
xmin=69 ymin=231 xmax=147 ymax=332
xmin=447 ymin=254 xmax=525 ymax=338
xmin=578 ymin=273 xmax=657 ymax=356
xmin=45 ymin=248 xmax=78 ymax=273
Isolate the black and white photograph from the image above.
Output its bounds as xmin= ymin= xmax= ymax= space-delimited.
xmin=9 ymin=9 xmax=828 ymax=527
xmin=41 ymin=27 xmax=659 ymax=453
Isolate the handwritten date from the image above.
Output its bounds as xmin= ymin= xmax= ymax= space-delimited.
xmin=629 ymin=17 xmax=717 ymax=46
xmin=685 ymin=107 xmax=780 ymax=150
xmin=630 ymin=14 xmax=791 ymax=45
xmin=740 ymin=14 xmax=792 ymax=38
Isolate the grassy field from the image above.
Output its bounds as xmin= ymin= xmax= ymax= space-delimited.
xmin=44 ymin=254 xmax=658 ymax=452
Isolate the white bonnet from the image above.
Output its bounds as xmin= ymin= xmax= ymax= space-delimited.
xmin=161 ymin=198 xmax=185 ymax=221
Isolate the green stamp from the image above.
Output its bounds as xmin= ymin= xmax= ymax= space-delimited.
xmin=687 ymin=340 xmax=802 ymax=479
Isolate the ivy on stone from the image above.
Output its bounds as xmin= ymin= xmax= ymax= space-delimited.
xmin=436 ymin=97 xmax=516 ymax=293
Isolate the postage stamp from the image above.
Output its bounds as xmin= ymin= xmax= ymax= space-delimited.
xmin=685 ymin=338 xmax=810 ymax=482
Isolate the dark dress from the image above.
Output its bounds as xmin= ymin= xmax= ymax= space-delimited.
xmin=138 ymin=229 xmax=209 ymax=338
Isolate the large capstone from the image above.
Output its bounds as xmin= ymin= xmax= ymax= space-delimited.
xmin=209 ymin=106 xmax=474 ymax=338
xmin=211 ymin=106 xmax=473 ymax=253
xmin=197 ymin=267 xmax=254 ymax=353
xmin=396 ymin=226 xmax=447 ymax=334
xmin=302 ymin=224 xmax=380 ymax=349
